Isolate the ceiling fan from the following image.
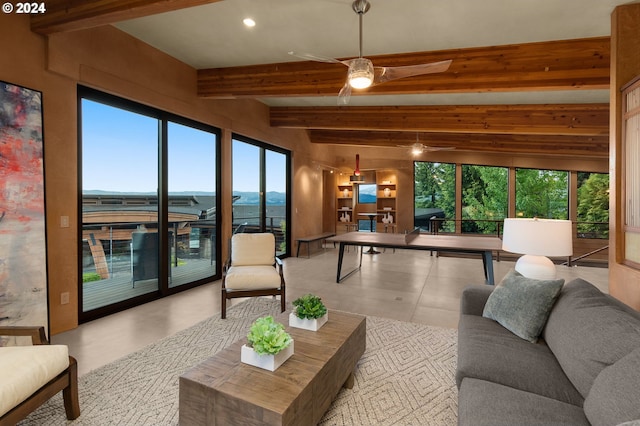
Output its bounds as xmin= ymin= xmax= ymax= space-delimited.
xmin=401 ymin=133 xmax=455 ymax=156
xmin=289 ymin=0 xmax=452 ymax=105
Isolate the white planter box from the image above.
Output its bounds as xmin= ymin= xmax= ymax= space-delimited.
xmin=241 ymin=341 xmax=294 ymax=371
xmin=289 ymin=312 xmax=328 ymax=331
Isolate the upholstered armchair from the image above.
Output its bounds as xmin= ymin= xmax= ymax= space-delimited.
xmin=221 ymin=232 xmax=286 ymax=319
xmin=0 ymin=326 xmax=80 ymax=423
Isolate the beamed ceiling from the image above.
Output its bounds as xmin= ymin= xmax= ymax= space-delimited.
xmin=32 ymin=0 xmax=627 ymax=159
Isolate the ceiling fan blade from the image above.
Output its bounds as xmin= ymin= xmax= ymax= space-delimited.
xmin=424 ymin=146 xmax=456 ymax=151
xmin=374 ymin=59 xmax=452 ymax=84
xmin=337 ymin=80 xmax=352 ymax=105
xmin=397 ymin=143 xmax=456 ymax=154
xmin=288 ymin=51 xmax=350 ymax=66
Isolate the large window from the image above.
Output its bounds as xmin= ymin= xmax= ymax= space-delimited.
xmin=414 ymin=161 xmax=455 ymax=232
xmin=577 ymin=172 xmax=609 ymax=239
xmin=232 ymin=136 xmax=291 ymax=256
xmin=515 ymin=168 xmax=569 ymax=219
xmin=80 ymin=87 xmax=220 ymax=321
xmin=623 ymin=77 xmax=640 ymax=266
xmin=462 ymin=165 xmax=508 ymax=234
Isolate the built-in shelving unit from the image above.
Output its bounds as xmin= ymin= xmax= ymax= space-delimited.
xmin=336 ymin=184 xmax=355 ymax=232
xmin=335 ymin=172 xmax=399 ymax=233
xmin=376 ymin=181 xmax=396 ymax=231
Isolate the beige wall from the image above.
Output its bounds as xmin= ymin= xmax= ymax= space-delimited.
xmin=1 ymin=16 xmax=333 ymax=334
xmin=609 ymin=2 xmax=640 ymax=310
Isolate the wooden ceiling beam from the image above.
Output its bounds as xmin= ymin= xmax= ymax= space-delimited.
xmin=198 ymin=37 xmax=610 ymax=98
xmin=270 ymin=104 xmax=609 ymax=136
xmin=31 ymin=0 xmax=223 ymax=35
xmin=307 ymin=130 xmax=609 ymax=158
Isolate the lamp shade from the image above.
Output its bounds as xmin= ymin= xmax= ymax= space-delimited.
xmin=502 ymin=218 xmax=573 ymax=257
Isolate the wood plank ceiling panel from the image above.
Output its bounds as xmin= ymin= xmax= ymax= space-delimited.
xmin=198 ymin=37 xmax=610 ymax=98
xmin=31 ymin=0 xmax=223 ymax=34
xmin=270 ymin=104 xmax=609 ymax=136
xmin=308 ymin=130 xmax=609 ymax=158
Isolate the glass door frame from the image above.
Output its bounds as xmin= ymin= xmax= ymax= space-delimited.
xmin=232 ymin=134 xmax=292 ymax=257
xmin=78 ymin=86 xmax=222 ymax=323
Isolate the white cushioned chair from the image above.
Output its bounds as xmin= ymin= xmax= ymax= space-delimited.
xmin=0 ymin=326 xmax=80 ymax=424
xmin=221 ymin=232 xmax=286 ymax=319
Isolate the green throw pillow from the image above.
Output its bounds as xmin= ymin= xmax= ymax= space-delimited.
xmin=482 ymin=270 xmax=564 ymax=343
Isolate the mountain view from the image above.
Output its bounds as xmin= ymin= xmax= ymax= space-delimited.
xmin=83 ymin=190 xmax=286 ymax=205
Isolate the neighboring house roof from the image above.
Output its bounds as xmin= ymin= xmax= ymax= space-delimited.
xmin=82 ymin=194 xmax=222 ymax=224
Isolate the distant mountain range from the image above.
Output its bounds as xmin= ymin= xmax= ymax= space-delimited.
xmin=359 ymin=194 xmax=376 ymax=203
xmin=233 ymin=191 xmax=286 ymax=205
xmin=82 ymin=190 xmax=286 ymax=205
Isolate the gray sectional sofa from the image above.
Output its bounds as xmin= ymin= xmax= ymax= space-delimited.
xmin=456 ymin=277 xmax=640 ymax=426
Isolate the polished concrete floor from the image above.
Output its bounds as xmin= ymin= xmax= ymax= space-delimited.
xmin=53 ymin=246 xmax=609 ymax=377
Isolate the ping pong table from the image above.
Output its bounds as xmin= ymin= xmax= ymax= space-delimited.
xmin=326 ymin=229 xmax=502 ymax=284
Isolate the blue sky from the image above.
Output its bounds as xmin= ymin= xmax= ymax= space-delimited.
xmin=82 ymin=99 xmax=286 ymax=193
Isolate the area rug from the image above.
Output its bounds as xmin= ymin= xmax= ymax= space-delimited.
xmin=20 ymin=299 xmax=458 ymax=425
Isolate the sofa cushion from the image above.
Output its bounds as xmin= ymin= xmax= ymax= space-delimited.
xmin=0 ymin=345 xmax=69 ymax=417
xmin=482 ymin=270 xmax=564 ymax=342
xmin=543 ymin=278 xmax=640 ymax=398
xmin=456 ymin=313 xmax=583 ymax=406
xmin=458 ymin=378 xmax=590 ymax=426
xmin=583 ymin=347 xmax=640 ymax=426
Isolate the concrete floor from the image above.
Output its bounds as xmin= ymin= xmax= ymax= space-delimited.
xmin=53 ymin=247 xmax=609 ymax=377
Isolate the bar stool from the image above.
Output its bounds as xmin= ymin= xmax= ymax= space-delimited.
xmin=345 ymin=223 xmax=358 ymax=251
xmin=383 ymin=223 xmax=396 ymax=253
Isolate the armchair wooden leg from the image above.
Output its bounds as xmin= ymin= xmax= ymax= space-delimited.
xmin=280 ymin=291 xmax=286 ymax=313
xmin=63 ymin=357 xmax=80 ymax=420
xmin=221 ymin=289 xmax=227 ymax=319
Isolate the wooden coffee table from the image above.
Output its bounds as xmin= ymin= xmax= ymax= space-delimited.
xmin=179 ymin=310 xmax=366 ymax=426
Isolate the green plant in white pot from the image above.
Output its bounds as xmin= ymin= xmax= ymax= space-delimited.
xmin=241 ymin=316 xmax=294 ymax=371
xmin=289 ymin=294 xmax=329 ymax=331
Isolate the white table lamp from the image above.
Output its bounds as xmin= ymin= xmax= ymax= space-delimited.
xmin=502 ymin=218 xmax=573 ymax=280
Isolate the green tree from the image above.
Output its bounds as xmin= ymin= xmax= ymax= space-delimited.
xmin=462 ymin=165 xmax=508 ymax=234
xmin=515 ymin=168 xmax=568 ymax=219
xmin=577 ymin=173 xmax=609 ymax=238
xmin=414 ymin=162 xmax=455 ymax=232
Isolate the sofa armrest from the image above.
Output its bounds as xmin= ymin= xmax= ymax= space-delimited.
xmin=0 ymin=326 xmax=48 ymax=345
xmin=460 ymin=285 xmax=494 ymax=316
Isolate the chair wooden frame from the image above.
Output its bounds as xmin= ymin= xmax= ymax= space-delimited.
xmin=220 ymin=237 xmax=286 ymax=319
xmin=0 ymin=326 xmax=80 ymax=424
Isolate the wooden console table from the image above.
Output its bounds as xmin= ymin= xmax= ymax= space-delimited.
xmin=179 ymin=310 xmax=366 ymax=425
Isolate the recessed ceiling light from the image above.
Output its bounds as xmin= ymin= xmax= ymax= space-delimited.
xmin=243 ymin=18 xmax=256 ymax=27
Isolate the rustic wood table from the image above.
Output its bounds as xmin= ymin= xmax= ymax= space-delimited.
xmin=179 ymin=310 xmax=366 ymax=426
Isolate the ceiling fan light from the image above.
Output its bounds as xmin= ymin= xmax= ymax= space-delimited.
xmin=348 ymin=58 xmax=374 ymax=89
xmin=411 ymin=143 xmax=424 ymax=155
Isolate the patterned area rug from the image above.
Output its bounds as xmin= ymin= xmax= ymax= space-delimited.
xmin=20 ymin=299 xmax=458 ymax=425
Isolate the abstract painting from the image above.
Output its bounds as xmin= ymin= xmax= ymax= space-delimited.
xmin=0 ymin=81 xmax=48 ymax=343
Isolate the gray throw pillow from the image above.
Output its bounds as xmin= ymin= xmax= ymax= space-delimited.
xmin=483 ymin=270 xmax=564 ymax=343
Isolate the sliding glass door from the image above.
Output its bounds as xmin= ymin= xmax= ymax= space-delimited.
xmin=79 ymin=87 xmax=220 ymax=321
xmin=81 ymin=98 xmax=160 ymax=312
xmin=167 ymin=122 xmax=218 ymax=288
xmin=232 ymin=136 xmax=291 ymax=256
xmin=266 ymin=150 xmax=288 ymax=254
xmin=232 ymin=140 xmax=261 ymax=231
